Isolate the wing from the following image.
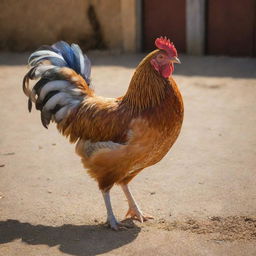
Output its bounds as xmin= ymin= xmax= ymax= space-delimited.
xmin=57 ymin=96 xmax=132 ymax=144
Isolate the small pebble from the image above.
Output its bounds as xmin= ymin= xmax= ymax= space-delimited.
xmin=3 ymin=152 xmax=15 ymax=156
xmin=214 ymin=240 xmax=224 ymax=244
xmin=186 ymin=219 xmax=196 ymax=225
xmin=191 ymin=224 xmax=199 ymax=229
xmin=244 ymin=217 xmax=253 ymax=222
xmin=208 ymin=216 xmax=221 ymax=221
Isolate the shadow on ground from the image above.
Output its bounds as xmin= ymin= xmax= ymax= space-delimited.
xmin=0 ymin=219 xmax=141 ymax=256
xmin=0 ymin=52 xmax=255 ymax=79
xmin=90 ymin=53 xmax=256 ymax=79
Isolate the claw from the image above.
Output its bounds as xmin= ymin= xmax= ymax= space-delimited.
xmin=121 ymin=184 xmax=154 ymax=223
xmin=125 ymin=207 xmax=154 ymax=223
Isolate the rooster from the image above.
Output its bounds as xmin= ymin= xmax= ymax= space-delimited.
xmin=22 ymin=37 xmax=184 ymax=230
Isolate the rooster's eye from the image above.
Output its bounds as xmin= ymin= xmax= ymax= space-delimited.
xmin=157 ymin=54 xmax=165 ymax=62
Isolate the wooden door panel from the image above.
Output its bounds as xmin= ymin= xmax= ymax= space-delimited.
xmin=143 ymin=0 xmax=186 ymax=53
xmin=207 ymin=0 xmax=255 ymax=56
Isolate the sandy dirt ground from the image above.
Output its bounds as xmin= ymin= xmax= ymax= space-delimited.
xmin=0 ymin=52 xmax=256 ymax=256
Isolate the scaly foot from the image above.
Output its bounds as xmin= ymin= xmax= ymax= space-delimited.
xmin=102 ymin=190 xmax=132 ymax=231
xmin=125 ymin=206 xmax=154 ymax=223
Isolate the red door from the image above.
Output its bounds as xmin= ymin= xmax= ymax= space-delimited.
xmin=207 ymin=0 xmax=256 ymax=56
xmin=143 ymin=0 xmax=186 ymax=53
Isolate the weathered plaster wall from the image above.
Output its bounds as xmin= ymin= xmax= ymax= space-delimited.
xmin=0 ymin=0 xmax=123 ymax=51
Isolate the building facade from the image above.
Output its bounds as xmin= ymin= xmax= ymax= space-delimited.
xmin=0 ymin=0 xmax=255 ymax=56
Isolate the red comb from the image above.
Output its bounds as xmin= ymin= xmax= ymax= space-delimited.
xmin=155 ymin=36 xmax=177 ymax=57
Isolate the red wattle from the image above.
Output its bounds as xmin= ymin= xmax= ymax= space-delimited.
xmin=161 ymin=63 xmax=174 ymax=78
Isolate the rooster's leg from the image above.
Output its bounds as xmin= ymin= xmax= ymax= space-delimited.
xmin=102 ymin=190 xmax=129 ymax=230
xmin=121 ymin=184 xmax=154 ymax=223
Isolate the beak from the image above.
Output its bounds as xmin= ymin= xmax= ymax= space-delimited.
xmin=170 ymin=56 xmax=181 ymax=64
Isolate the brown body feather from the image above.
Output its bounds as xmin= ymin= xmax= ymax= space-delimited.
xmin=57 ymin=50 xmax=184 ymax=191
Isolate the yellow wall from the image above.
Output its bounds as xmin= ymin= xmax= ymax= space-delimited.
xmin=0 ymin=0 xmax=124 ymax=51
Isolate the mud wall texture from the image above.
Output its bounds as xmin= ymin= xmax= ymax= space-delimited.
xmin=0 ymin=0 xmax=122 ymax=51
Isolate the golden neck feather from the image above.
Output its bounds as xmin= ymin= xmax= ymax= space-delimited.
xmin=122 ymin=50 xmax=169 ymax=113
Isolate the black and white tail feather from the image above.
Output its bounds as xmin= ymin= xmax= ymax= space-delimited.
xmin=23 ymin=41 xmax=91 ymax=128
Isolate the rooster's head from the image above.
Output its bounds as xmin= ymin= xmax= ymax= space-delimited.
xmin=150 ymin=37 xmax=180 ymax=78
